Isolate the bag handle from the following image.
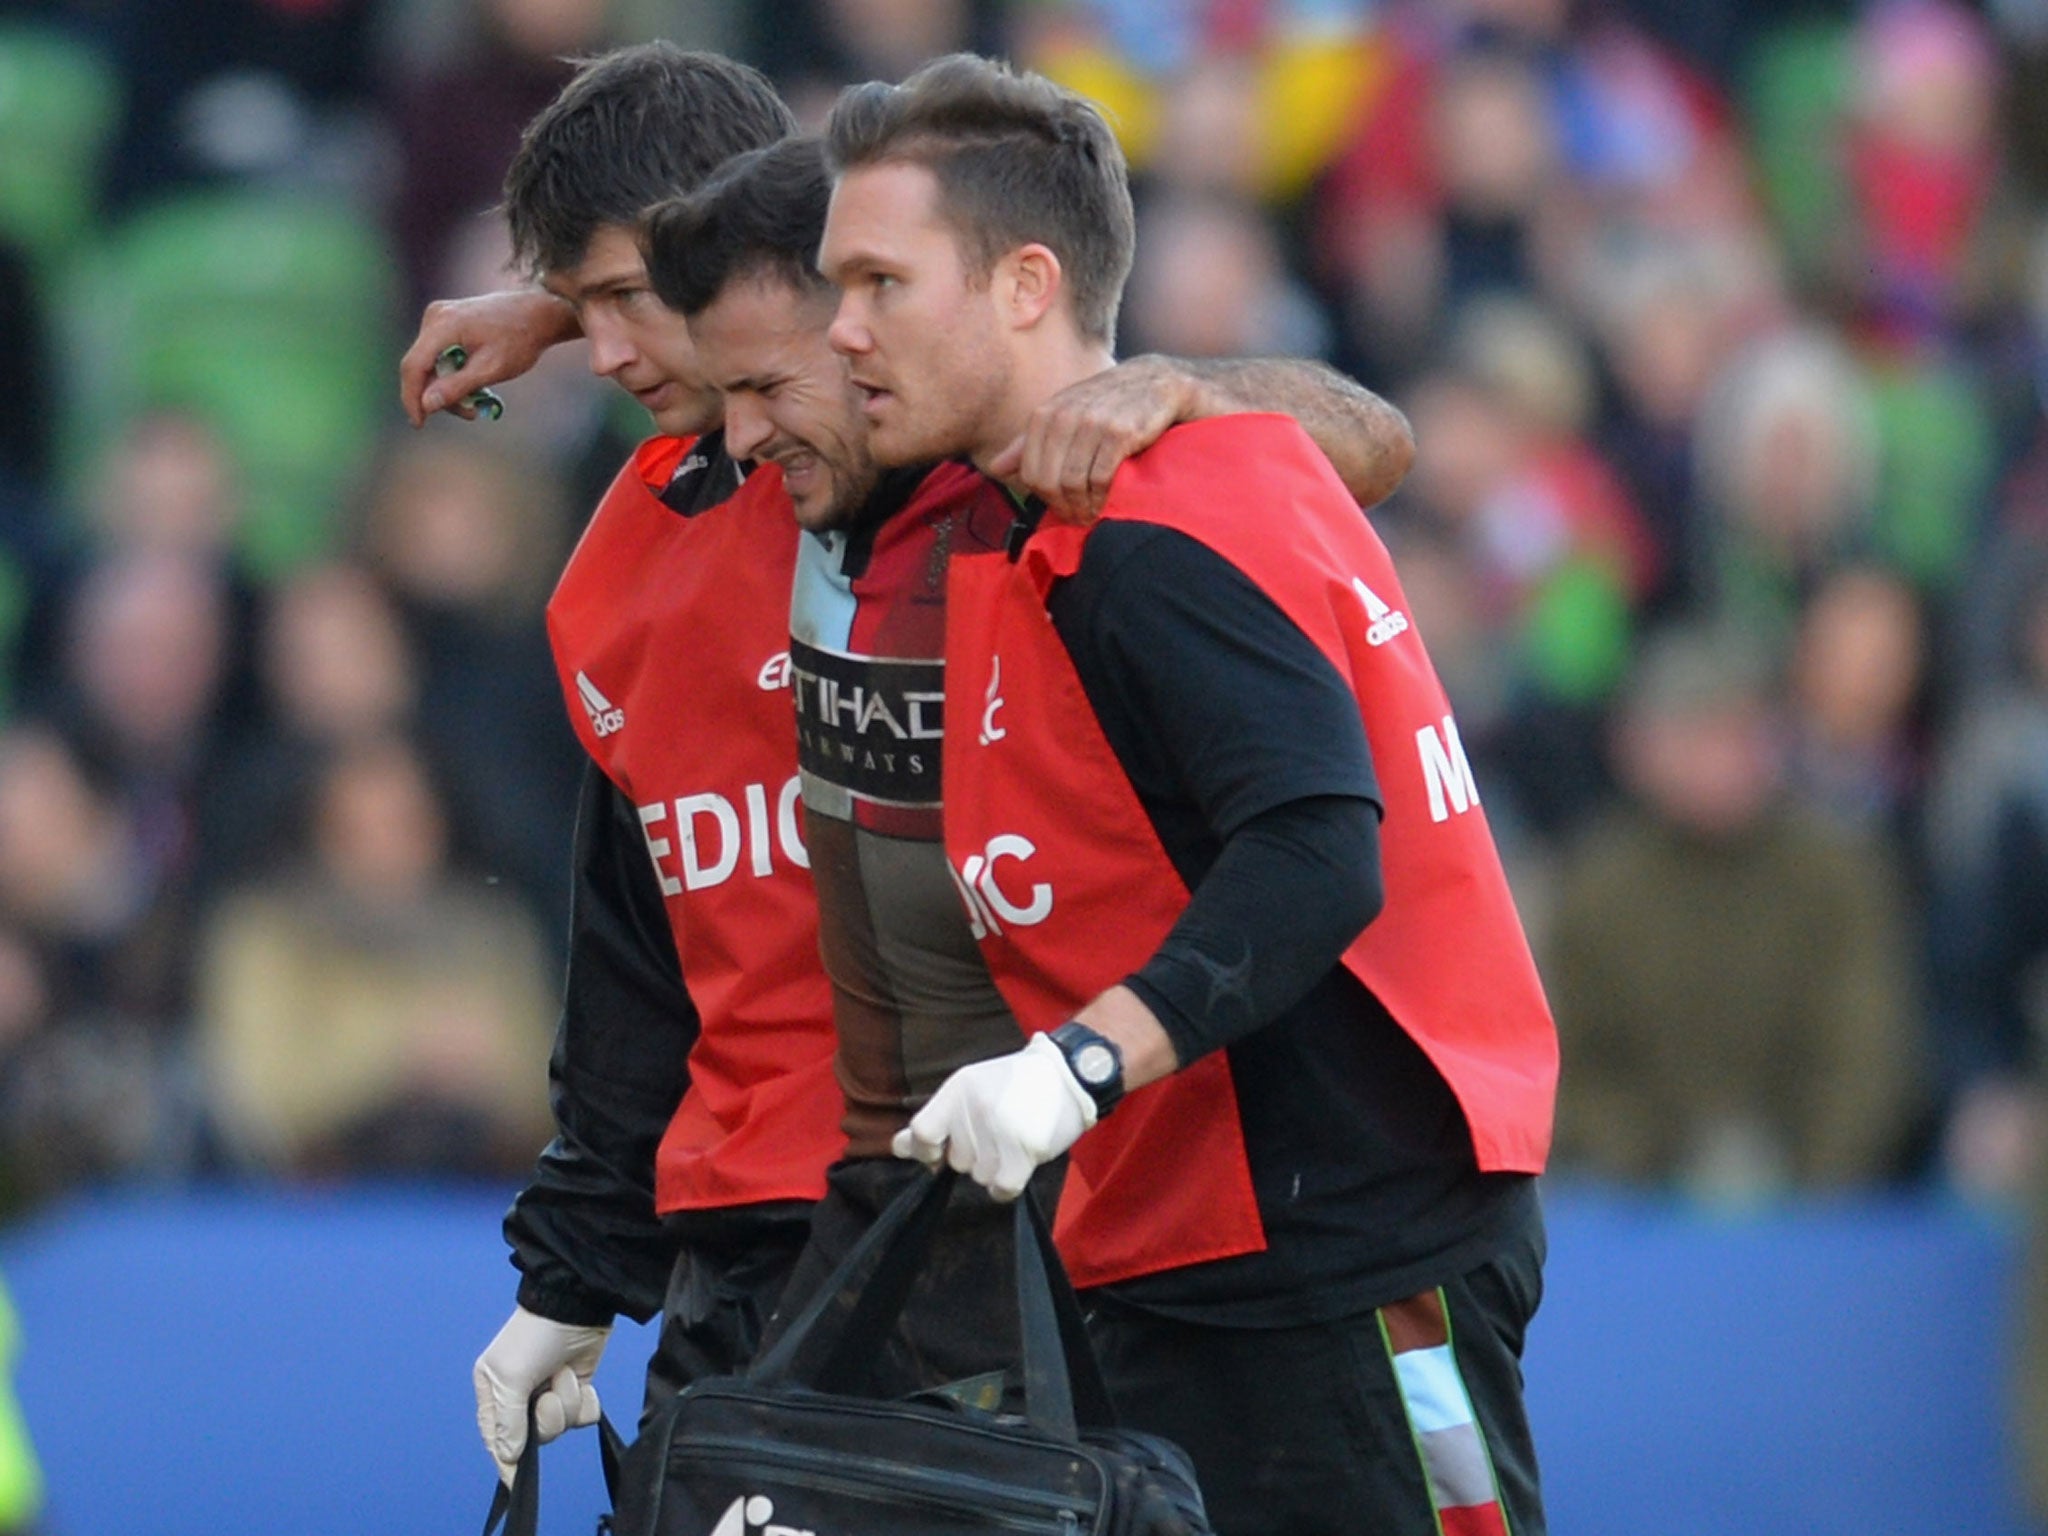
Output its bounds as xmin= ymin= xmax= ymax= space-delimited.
xmin=746 ymin=1166 xmax=962 ymax=1394
xmin=1013 ymin=1179 xmax=1118 ymax=1438
xmin=480 ymin=1400 xmax=627 ymax=1536
xmin=748 ymin=1167 xmax=1118 ymax=1440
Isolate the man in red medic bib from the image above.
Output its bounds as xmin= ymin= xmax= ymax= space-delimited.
xmin=816 ymin=57 xmax=1559 ymax=1536
xmin=397 ymin=47 xmax=837 ymax=1488
xmin=642 ymin=136 xmax=1423 ymax=1406
xmin=397 ymin=53 xmax=1421 ymax=1486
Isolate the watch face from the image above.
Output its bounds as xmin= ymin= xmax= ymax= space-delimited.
xmin=1073 ymin=1042 xmax=1117 ymax=1087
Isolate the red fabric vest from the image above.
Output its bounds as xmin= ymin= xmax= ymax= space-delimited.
xmin=943 ymin=414 xmax=1558 ymax=1289
xmin=547 ymin=437 xmax=845 ymax=1213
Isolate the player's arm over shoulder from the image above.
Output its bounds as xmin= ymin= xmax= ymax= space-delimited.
xmin=1162 ymin=355 xmax=1414 ymax=509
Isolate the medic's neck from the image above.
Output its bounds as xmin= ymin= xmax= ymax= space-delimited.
xmin=972 ymin=332 xmax=1117 ymax=482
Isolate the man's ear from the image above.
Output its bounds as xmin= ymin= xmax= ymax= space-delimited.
xmin=998 ymin=243 xmax=1064 ymax=331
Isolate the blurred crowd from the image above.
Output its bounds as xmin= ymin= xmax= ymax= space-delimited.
xmin=3 ymin=0 xmax=2048 ymax=1329
xmin=12 ymin=0 xmax=2048 ymax=1517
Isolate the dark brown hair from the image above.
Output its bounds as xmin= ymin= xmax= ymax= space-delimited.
xmin=643 ymin=137 xmax=833 ymax=318
xmin=503 ymin=44 xmax=795 ymax=279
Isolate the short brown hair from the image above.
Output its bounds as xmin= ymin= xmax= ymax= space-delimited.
xmin=504 ymin=44 xmax=795 ymax=279
xmin=823 ymin=54 xmax=1134 ymax=344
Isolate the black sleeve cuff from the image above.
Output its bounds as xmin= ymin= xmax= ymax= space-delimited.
xmin=1123 ymin=970 xmax=1208 ymax=1072
xmin=514 ymin=1272 xmax=620 ymax=1329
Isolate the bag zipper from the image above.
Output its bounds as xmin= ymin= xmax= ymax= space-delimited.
xmin=666 ymin=1433 xmax=1096 ymax=1533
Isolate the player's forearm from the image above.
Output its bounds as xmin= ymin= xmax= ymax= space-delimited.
xmin=1167 ymin=355 xmax=1415 ymax=507
xmin=467 ymin=284 xmax=584 ymax=346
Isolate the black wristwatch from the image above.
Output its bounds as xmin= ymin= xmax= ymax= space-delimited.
xmin=1047 ymin=1020 xmax=1125 ymax=1117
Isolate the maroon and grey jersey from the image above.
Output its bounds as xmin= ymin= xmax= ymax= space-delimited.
xmin=788 ymin=462 xmax=1023 ymax=1157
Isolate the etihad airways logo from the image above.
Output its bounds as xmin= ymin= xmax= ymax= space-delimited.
xmin=789 ymin=637 xmax=943 ymax=807
xmin=704 ymin=1492 xmax=817 ymax=1536
xmin=575 ymin=671 xmax=625 ymax=737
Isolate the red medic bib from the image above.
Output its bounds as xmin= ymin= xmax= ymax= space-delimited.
xmin=547 ymin=437 xmax=845 ymax=1212
xmin=943 ymin=414 xmax=1557 ymax=1289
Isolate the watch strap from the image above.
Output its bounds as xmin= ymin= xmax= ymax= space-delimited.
xmin=1047 ymin=1020 xmax=1125 ymax=1117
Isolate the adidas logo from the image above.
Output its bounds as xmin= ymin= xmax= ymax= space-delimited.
xmin=705 ymin=1493 xmax=817 ymax=1536
xmin=1352 ymin=577 xmax=1410 ymax=647
xmin=576 ymin=671 xmax=626 ymax=737
xmin=676 ymin=451 xmax=710 ymax=479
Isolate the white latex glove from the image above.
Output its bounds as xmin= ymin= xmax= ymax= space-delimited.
xmin=473 ymin=1305 xmax=612 ymax=1485
xmin=892 ymin=1032 xmax=1097 ymax=1201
